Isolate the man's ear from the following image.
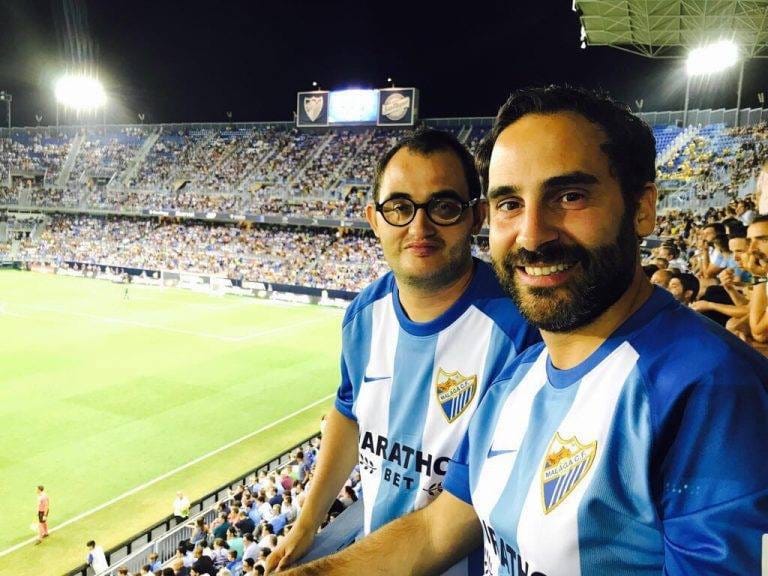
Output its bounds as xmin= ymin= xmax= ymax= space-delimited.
xmin=635 ymin=183 xmax=658 ymax=237
xmin=365 ymin=203 xmax=380 ymax=238
xmin=471 ymin=199 xmax=488 ymax=235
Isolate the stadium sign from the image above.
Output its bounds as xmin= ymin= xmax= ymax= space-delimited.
xmin=297 ymin=91 xmax=329 ymax=127
xmin=296 ymin=87 xmax=419 ymax=127
xmin=377 ymin=88 xmax=418 ymax=126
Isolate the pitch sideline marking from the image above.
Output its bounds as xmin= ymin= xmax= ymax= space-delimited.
xmin=0 ymin=392 xmax=335 ymax=558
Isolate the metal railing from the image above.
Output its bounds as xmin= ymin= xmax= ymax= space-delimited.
xmin=65 ymin=433 xmax=320 ymax=576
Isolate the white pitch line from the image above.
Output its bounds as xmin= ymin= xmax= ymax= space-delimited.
xmin=0 ymin=393 xmax=335 ymax=558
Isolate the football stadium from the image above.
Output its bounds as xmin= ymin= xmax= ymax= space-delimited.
xmin=1 ymin=1 xmax=768 ymax=575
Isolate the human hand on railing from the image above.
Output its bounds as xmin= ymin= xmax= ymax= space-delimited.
xmin=264 ymin=521 xmax=317 ymax=574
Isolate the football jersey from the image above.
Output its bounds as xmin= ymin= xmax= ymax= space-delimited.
xmin=336 ymin=259 xmax=538 ymax=538
xmin=444 ymin=288 xmax=768 ymax=576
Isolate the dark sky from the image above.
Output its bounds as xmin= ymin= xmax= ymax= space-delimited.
xmin=0 ymin=0 xmax=766 ymax=127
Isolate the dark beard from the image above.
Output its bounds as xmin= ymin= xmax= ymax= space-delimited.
xmin=492 ymin=211 xmax=638 ymax=332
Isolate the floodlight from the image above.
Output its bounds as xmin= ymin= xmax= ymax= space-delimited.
xmin=686 ymin=40 xmax=739 ymax=76
xmin=54 ymin=74 xmax=107 ymax=111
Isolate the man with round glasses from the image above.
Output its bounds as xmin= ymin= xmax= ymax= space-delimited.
xmin=266 ymin=128 xmax=538 ymax=575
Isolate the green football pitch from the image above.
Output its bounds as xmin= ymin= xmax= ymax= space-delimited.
xmin=0 ymin=270 xmax=343 ymax=575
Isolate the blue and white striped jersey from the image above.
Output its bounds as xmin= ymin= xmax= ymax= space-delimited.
xmin=445 ymin=288 xmax=768 ymax=576
xmin=336 ymin=259 xmax=538 ymax=540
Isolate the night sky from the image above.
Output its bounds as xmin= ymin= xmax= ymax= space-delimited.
xmin=1 ymin=0 xmax=766 ymax=127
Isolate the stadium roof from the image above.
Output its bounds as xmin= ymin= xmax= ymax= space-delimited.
xmin=574 ymin=0 xmax=768 ymax=58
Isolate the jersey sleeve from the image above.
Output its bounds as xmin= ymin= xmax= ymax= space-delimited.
xmin=443 ymin=431 xmax=472 ymax=504
xmin=653 ymin=353 xmax=768 ymax=574
xmin=334 ymin=350 xmax=357 ymax=421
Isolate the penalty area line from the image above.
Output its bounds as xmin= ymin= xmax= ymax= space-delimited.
xmin=0 ymin=393 xmax=335 ymax=558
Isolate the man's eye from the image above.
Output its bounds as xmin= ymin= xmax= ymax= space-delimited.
xmin=496 ymin=199 xmax=521 ymax=212
xmin=558 ymin=191 xmax=586 ymax=205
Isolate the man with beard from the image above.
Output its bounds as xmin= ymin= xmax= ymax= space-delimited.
xmin=266 ymin=128 xmax=538 ymax=574
xmin=277 ymin=87 xmax=768 ymax=576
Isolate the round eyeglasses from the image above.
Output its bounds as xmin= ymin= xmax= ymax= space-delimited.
xmin=375 ymin=196 xmax=479 ymax=227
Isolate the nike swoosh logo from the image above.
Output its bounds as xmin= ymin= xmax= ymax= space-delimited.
xmin=363 ymin=375 xmax=391 ymax=383
xmin=487 ymin=448 xmax=518 ymax=458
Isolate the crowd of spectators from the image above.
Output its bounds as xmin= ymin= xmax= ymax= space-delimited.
xmin=16 ymin=215 xmax=392 ymax=291
xmin=99 ymin=434 xmax=361 ymax=576
xmin=0 ymin=131 xmax=72 ymax=181
xmin=67 ymin=127 xmax=148 ymax=187
xmin=645 ymin=194 xmax=768 ymax=347
xmin=657 ymin=121 xmax=768 ymax=199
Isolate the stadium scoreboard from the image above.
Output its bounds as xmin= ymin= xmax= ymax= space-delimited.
xmin=296 ymin=87 xmax=418 ymax=127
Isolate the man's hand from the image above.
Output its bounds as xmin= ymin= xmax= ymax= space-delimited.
xmin=690 ymin=300 xmax=711 ymax=312
xmin=718 ymin=268 xmax=735 ymax=288
xmin=264 ymin=523 xmax=316 ymax=574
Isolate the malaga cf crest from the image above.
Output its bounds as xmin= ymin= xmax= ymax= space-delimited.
xmin=435 ymin=368 xmax=477 ymax=423
xmin=541 ymin=432 xmax=597 ymax=514
xmin=303 ymin=95 xmax=324 ymax=122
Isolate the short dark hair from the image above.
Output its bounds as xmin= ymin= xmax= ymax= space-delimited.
xmin=749 ymin=214 xmax=768 ymax=226
xmin=476 ymin=85 xmax=656 ymax=211
xmin=678 ymin=273 xmax=700 ymax=299
xmin=704 ymin=222 xmax=726 ymax=235
xmin=660 ymin=243 xmax=679 ymax=259
xmin=371 ymin=127 xmax=481 ymax=202
xmin=87 ymin=540 xmax=96 ymax=548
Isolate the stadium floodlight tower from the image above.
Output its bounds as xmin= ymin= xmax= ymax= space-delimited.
xmin=683 ymin=40 xmax=741 ymax=126
xmin=54 ymin=73 xmax=107 ymax=128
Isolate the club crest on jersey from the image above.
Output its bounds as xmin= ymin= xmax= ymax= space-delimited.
xmin=303 ymin=96 xmax=324 ymax=121
xmin=435 ymin=368 xmax=477 ymax=423
xmin=541 ymin=432 xmax=597 ymax=514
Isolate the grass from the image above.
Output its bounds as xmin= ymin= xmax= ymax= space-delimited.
xmin=0 ymin=270 xmax=342 ymax=575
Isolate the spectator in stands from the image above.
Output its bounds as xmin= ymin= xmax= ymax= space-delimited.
xmin=226 ymin=526 xmax=244 ymax=561
xmin=117 ymin=566 xmax=129 ymax=576
xmin=755 ymin=160 xmax=768 ymax=214
xmin=192 ymin=545 xmax=215 ymax=576
xmin=242 ymin=532 xmax=259 ymax=562
xmin=658 ymin=243 xmax=688 ymax=272
xmin=241 ymin=558 xmax=256 ymax=574
xmin=173 ymin=491 xmax=191 ymax=524
xmin=235 ymin=510 xmax=255 ymax=536
xmin=148 ymin=552 xmax=162 ymax=574
xmin=747 ymin=215 xmax=768 ymax=341
xmin=280 ymin=493 xmax=297 ymax=524
xmin=667 ymin=273 xmax=700 ymax=305
xmin=337 ymin=485 xmax=357 ymax=509
xmin=225 ymin=549 xmax=242 ymax=575
xmin=140 ymin=565 xmax=155 ymax=575
xmin=212 ymin=538 xmax=230 ymax=569
xmin=188 ymin=517 xmax=209 ymax=546
xmin=697 ymin=222 xmax=729 ymax=279
xmin=650 ymin=267 xmax=674 ymax=289
xmin=257 ymin=524 xmax=274 ymax=549
xmin=266 ymin=128 xmax=538 ymax=574
xmin=212 ymin=512 xmax=231 ymax=540
xmin=86 ymin=540 xmax=109 ymax=574
xmin=268 ymin=504 xmax=287 ymax=534
xmin=278 ymin=467 xmax=294 ymax=492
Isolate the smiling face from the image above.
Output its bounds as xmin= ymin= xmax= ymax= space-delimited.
xmin=365 ymin=147 xmax=481 ymax=291
xmin=487 ymin=112 xmax=654 ymax=332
